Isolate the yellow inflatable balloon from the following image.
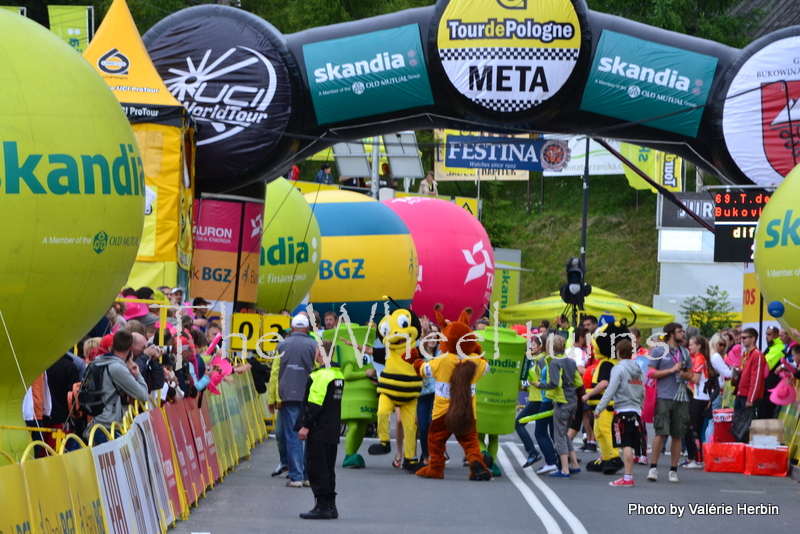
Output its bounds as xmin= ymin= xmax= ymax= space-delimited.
xmin=258 ymin=178 xmax=321 ymax=312
xmin=0 ymin=12 xmax=144 ymax=459
xmin=754 ymin=164 xmax=800 ymax=333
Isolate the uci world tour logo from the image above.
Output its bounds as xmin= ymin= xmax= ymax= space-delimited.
xmin=164 ymin=47 xmax=279 ymax=146
xmin=98 ymin=48 xmax=130 ymax=75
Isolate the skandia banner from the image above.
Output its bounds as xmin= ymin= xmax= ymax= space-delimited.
xmin=722 ymin=35 xmax=800 ymax=187
xmin=303 ymin=24 xmax=434 ymax=125
xmin=437 ymin=0 xmax=582 ymax=114
xmin=580 ymin=31 xmax=717 ymax=137
xmin=445 ymin=134 xmax=546 ymax=171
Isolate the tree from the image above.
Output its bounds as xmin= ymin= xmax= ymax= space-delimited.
xmin=680 ymin=285 xmax=736 ymax=338
xmin=588 ymin=0 xmax=762 ymax=48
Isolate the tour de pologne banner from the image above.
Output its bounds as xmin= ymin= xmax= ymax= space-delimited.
xmin=580 ymin=30 xmax=718 ymax=137
xmin=48 ymin=5 xmax=92 ymax=53
xmin=303 ymin=24 xmax=434 ymax=125
xmin=620 ymin=143 xmax=683 ymax=192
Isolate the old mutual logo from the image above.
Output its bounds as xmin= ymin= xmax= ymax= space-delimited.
xmin=580 ymin=31 xmax=718 ymax=137
xmin=303 ymin=24 xmax=434 ymax=125
xmin=93 ymin=231 xmax=108 ymax=254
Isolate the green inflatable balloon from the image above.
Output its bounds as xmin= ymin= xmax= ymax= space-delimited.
xmin=755 ymin=164 xmax=800 ymax=333
xmin=0 ymin=12 xmax=144 ymax=459
xmin=476 ymin=326 xmax=528 ymax=435
xmin=258 ymin=177 xmax=321 ymax=313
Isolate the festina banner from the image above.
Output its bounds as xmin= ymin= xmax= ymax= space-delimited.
xmin=48 ymin=6 xmax=92 ymax=53
xmin=434 ymin=130 xmax=528 ymax=181
xmin=445 ymin=134 xmax=546 ymax=172
xmin=580 ymin=31 xmax=717 ymax=137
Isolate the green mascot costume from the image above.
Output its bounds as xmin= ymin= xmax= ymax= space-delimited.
xmin=323 ymin=326 xmax=377 ymax=468
xmin=476 ymin=326 xmax=528 ymax=477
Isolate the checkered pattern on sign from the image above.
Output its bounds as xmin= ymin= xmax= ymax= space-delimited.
xmin=438 ymin=47 xmax=579 ymax=62
xmin=472 ymin=97 xmax=543 ymax=112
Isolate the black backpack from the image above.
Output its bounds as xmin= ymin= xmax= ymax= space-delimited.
xmin=76 ymin=358 xmax=123 ymax=417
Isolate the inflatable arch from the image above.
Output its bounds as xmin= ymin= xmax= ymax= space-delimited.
xmin=142 ymin=0 xmax=800 ymax=195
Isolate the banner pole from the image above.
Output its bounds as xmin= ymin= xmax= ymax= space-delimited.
xmin=581 ymin=137 xmax=589 ymax=271
xmin=370 ymin=139 xmax=380 ymax=199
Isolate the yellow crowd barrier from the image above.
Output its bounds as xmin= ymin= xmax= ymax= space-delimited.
xmin=0 ymin=372 xmax=268 ymax=534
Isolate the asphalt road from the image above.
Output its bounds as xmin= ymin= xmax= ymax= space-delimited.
xmin=171 ymin=433 xmax=799 ymax=534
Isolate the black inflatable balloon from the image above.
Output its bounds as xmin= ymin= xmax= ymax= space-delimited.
xmin=143 ymin=6 xmax=303 ymax=193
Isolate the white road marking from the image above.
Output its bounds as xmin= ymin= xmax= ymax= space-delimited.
xmin=496 ymin=446 xmax=563 ymax=534
xmin=506 ymin=443 xmax=589 ymax=534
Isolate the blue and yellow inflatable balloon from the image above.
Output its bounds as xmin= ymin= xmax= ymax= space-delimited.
xmin=0 ymin=12 xmax=144 ymax=459
xmin=304 ymin=191 xmax=417 ymax=324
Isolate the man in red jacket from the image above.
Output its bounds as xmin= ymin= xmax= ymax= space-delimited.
xmin=734 ymin=328 xmax=770 ymax=421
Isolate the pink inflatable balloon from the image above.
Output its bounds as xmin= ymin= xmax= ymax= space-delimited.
xmin=383 ymin=197 xmax=494 ymax=325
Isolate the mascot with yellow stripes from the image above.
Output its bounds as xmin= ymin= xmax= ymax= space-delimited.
xmin=367 ymin=297 xmax=424 ymax=472
xmin=583 ymin=319 xmax=630 ymax=475
xmin=413 ymin=305 xmax=493 ymax=481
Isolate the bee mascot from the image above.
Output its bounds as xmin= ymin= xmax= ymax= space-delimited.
xmin=367 ymin=297 xmax=424 ymax=472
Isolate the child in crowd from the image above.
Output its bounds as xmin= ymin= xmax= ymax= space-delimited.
xmin=594 ymin=339 xmax=645 ymax=487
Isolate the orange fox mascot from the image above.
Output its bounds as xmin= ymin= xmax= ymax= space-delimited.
xmin=413 ymin=305 xmax=492 ymax=480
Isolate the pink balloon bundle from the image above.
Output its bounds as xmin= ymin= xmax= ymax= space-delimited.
xmin=207 ymin=356 xmax=234 ymax=395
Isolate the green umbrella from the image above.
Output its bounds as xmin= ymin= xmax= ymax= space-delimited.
xmin=497 ymin=286 xmax=674 ymax=329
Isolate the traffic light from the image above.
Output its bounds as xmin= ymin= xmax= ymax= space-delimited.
xmin=560 ymin=257 xmax=591 ymax=306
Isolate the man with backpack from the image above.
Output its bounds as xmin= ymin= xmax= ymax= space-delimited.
xmin=83 ymin=330 xmax=150 ymax=445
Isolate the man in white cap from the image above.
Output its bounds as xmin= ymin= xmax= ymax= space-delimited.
xmin=170 ymin=287 xmax=184 ymax=306
xmin=277 ymin=314 xmax=319 ymax=487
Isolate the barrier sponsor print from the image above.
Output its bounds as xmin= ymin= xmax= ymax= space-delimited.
xmin=0 ymin=463 xmax=32 ymax=534
xmin=133 ymin=412 xmax=175 ymax=527
xmin=92 ymin=439 xmax=134 ymax=534
xmin=61 ymin=446 xmax=109 ymax=534
xmin=148 ymin=406 xmax=185 ymax=519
